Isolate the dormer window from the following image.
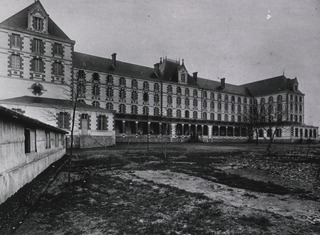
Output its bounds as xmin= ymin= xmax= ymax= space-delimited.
xmin=181 ymin=73 xmax=185 ymax=83
xmin=294 ymin=84 xmax=298 ymax=92
xmin=33 ymin=17 xmax=44 ymax=31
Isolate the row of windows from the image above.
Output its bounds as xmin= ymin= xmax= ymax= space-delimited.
xmin=9 ymin=54 xmax=64 ymax=75
xmin=58 ymin=112 xmax=109 ymax=130
xmin=10 ymin=34 xmax=64 ymax=57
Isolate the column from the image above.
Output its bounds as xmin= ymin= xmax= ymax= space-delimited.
xmin=122 ymin=120 xmax=126 ymax=134
xmin=201 ymin=125 xmax=204 ymax=136
xmin=148 ymin=122 xmax=151 ymax=135
xmin=159 ymin=122 xmax=162 ymax=136
xmin=182 ymin=124 xmax=185 ymax=137
xmin=218 ymin=126 xmax=220 ymax=136
xmin=188 ymin=124 xmax=191 ymax=136
xmin=195 ymin=125 xmax=198 ymax=137
xmin=171 ymin=123 xmax=176 ymax=137
xmin=135 ymin=121 xmax=138 ymax=134
xmin=233 ymin=127 xmax=235 ymax=137
xmin=208 ymin=125 xmax=213 ymax=138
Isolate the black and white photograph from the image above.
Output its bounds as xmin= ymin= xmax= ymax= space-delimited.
xmin=0 ymin=0 xmax=320 ymax=234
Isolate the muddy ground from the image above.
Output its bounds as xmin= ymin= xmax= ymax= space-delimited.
xmin=6 ymin=143 xmax=320 ymax=234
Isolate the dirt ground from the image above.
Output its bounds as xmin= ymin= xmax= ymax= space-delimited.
xmin=11 ymin=143 xmax=320 ymax=234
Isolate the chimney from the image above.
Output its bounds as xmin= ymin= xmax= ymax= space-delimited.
xmin=193 ymin=72 xmax=198 ymax=81
xmin=220 ymin=78 xmax=225 ymax=89
xmin=111 ymin=53 xmax=117 ymax=68
xmin=160 ymin=57 xmax=162 ymax=64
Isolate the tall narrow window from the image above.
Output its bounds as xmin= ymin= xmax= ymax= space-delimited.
xmin=154 ymin=93 xmax=160 ymax=104
xmin=45 ymin=131 xmax=51 ymax=149
xmin=53 ymin=43 xmax=63 ymax=56
xmin=106 ymin=102 xmax=113 ymax=110
xmin=143 ymin=81 xmax=149 ymax=90
xmin=33 ymin=17 xmax=44 ymax=31
xmin=143 ymin=106 xmax=149 ymax=115
xmin=97 ymin=115 xmax=107 ymax=130
xmin=193 ymin=89 xmax=198 ymax=97
xmin=132 ymin=105 xmax=138 ymax=114
xmin=185 ymin=110 xmax=190 ymax=118
xmin=119 ymin=89 xmax=126 ymax=100
xmin=33 ymin=39 xmax=43 ymax=54
xmin=11 ymin=55 xmax=21 ymax=69
xmin=53 ymin=62 xmax=63 ymax=75
xmin=106 ymin=87 xmax=113 ymax=98
xmin=167 ymin=85 xmax=172 ymax=93
xmin=185 ymin=88 xmax=190 ymax=96
xmin=25 ymin=128 xmax=36 ymax=153
xmin=154 ymin=83 xmax=159 ymax=92
xmin=92 ymin=84 xmax=100 ymax=96
xmin=167 ymin=109 xmax=172 ymax=117
xmin=57 ymin=112 xmax=70 ymax=129
xmin=177 ymin=109 xmax=181 ymax=118
xmin=154 ymin=107 xmax=160 ymax=116
xmin=119 ymin=104 xmax=126 ymax=113
xmin=119 ymin=77 xmax=126 ymax=87
xmin=193 ymin=111 xmax=198 ymax=119
xmin=11 ymin=34 xmax=21 ymax=48
xmin=131 ymin=90 xmax=138 ymax=102
xmin=132 ymin=79 xmax=138 ymax=88
xmin=32 ymin=58 xmax=44 ymax=72
xmin=107 ymin=75 xmax=114 ymax=85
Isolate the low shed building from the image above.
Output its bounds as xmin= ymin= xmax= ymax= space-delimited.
xmin=0 ymin=105 xmax=67 ymax=205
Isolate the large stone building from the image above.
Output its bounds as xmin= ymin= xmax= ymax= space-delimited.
xmin=0 ymin=1 xmax=317 ymax=144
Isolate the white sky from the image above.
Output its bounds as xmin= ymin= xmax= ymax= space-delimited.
xmin=1 ymin=0 xmax=320 ymax=128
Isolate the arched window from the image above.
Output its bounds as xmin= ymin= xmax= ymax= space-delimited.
xmin=193 ymin=111 xmax=198 ymax=119
xmin=218 ymin=102 xmax=222 ymax=110
xmin=238 ymin=97 xmax=241 ymax=103
xmin=92 ymin=84 xmax=100 ymax=96
xmin=131 ymin=90 xmax=138 ymax=101
xmin=154 ymin=107 xmax=160 ymax=116
xmin=119 ymin=88 xmax=126 ymax=100
xmin=225 ymin=103 xmax=228 ymax=112
xmin=185 ymin=98 xmax=190 ymax=106
xmin=231 ymin=115 xmax=235 ymax=122
xmin=143 ymin=92 xmax=149 ymax=102
xmin=106 ymin=87 xmax=113 ymax=98
xmin=119 ymin=77 xmax=126 ymax=87
xmin=184 ymin=110 xmax=189 ymax=118
xmin=119 ymin=104 xmax=126 ymax=114
xmin=143 ymin=106 xmax=149 ymax=115
xmin=177 ymin=97 xmax=181 ymax=106
xmin=231 ymin=104 xmax=235 ymax=113
xmin=167 ymin=108 xmax=172 ymax=117
xmin=106 ymin=102 xmax=113 ymax=110
xmin=299 ymin=105 xmax=302 ymax=113
xmin=185 ymin=88 xmax=190 ymax=96
xmin=225 ymin=95 xmax=228 ymax=102
xmin=210 ymin=102 xmax=214 ymax=110
xmin=203 ymin=100 xmax=207 ymax=109
xmin=154 ymin=93 xmax=160 ymax=104
xmin=131 ymin=79 xmax=138 ymax=88
xmin=193 ymin=99 xmax=198 ymax=107
xmin=92 ymin=73 xmax=100 ymax=83
xmin=177 ymin=109 xmax=181 ymax=118
xmin=106 ymin=75 xmax=113 ymax=85
xmin=154 ymin=83 xmax=159 ymax=92
xmin=238 ymin=105 xmax=241 ymax=113
xmin=78 ymin=70 xmax=85 ymax=80
xmin=203 ymin=91 xmax=207 ymax=99
xmin=143 ymin=81 xmax=149 ymax=90
xmin=231 ymin=96 xmax=235 ymax=103
xmin=260 ymin=98 xmax=265 ymax=105
xmin=218 ymin=114 xmax=221 ymax=121
xmin=167 ymin=95 xmax=172 ymax=105
xmin=193 ymin=89 xmax=198 ymax=97
xmin=177 ymin=86 xmax=181 ymax=94
xmin=277 ymin=95 xmax=282 ymax=103
xmin=210 ymin=113 xmax=214 ymax=120
xmin=202 ymin=112 xmax=207 ymax=120
xmin=167 ymin=85 xmax=172 ymax=93
xmin=244 ymin=97 xmax=247 ymax=104
xmin=268 ymin=96 xmax=274 ymax=104
xmin=218 ymin=94 xmax=221 ymax=100
xmin=225 ymin=114 xmax=228 ymax=122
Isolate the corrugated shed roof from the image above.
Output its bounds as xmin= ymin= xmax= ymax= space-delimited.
xmin=0 ymin=1 xmax=72 ymax=41
xmin=0 ymin=105 xmax=67 ymax=133
xmin=0 ymin=96 xmax=112 ymax=113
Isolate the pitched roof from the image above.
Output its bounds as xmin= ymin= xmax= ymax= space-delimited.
xmin=0 ymin=105 xmax=67 ymax=133
xmin=0 ymin=1 xmax=72 ymax=41
xmin=73 ymin=52 xmax=157 ymax=80
xmin=0 ymin=96 xmax=112 ymax=113
xmin=241 ymin=75 xmax=304 ymax=97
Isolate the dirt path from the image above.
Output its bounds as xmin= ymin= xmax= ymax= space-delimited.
xmin=132 ymin=170 xmax=320 ymax=224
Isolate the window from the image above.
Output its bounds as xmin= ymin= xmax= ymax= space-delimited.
xmin=177 ymin=86 xmax=181 ymax=94
xmin=218 ymin=102 xmax=222 ymax=110
xmin=225 ymin=103 xmax=228 ymax=112
xmin=131 ymin=90 xmax=138 ymax=101
xmin=107 ymin=75 xmax=113 ymax=85
xmin=154 ymin=93 xmax=160 ymax=104
xmin=57 ymin=112 xmax=70 ymax=129
xmin=238 ymin=115 xmax=241 ymax=122
xmin=143 ymin=81 xmax=149 ymax=90
xmin=154 ymin=107 xmax=160 ymax=116
xmin=168 ymin=96 xmax=172 ymax=105
xmin=92 ymin=84 xmax=100 ymax=96
xmin=25 ymin=128 xmax=36 ymax=153
xmin=106 ymin=102 xmax=113 ymax=110
xmin=53 ymin=43 xmax=63 ymax=56
xmin=238 ymin=97 xmax=241 ymax=103
xmin=210 ymin=92 xmax=214 ymax=100
xmin=203 ymin=91 xmax=207 ymax=99
xmin=185 ymin=88 xmax=190 ymax=96
xmin=181 ymin=73 xmax=186 ymax=82
xmin=202 ymin=112 xmax=207 ymax=120
xmin=177 ymin=109 xmax=181 ymax=118
xmin=193 ymin=111 xmax=198 ymax=119
xmin=218 ymin=94 xmax=221 ymax=100
xmin=106 ymin=87 xmax=113 ymax=98
xmin=210 ymin=113 xmax=214 ymax=120
xmin=193 ymin=99 xmax=198 ymax=107
xmin=132 ymin=79 xmax=138 ymax=88
xmin=55 ymin=133 xmax=59 ymax=147
xmin=193 ymin=89 xmax=198 ymax=97
xmin=119 ymin=104 xmax=126 ymax=113
xmin=33 ymin=39 xmax=43 ymax=54
xmin=131 ymin=105 xmax=138 ymax=114
xmin=167 ymin=109 xmax=172 ymax=117
xmin=10 ymin=55 xmax=21 ymax=69
xmin=143 ymin=92 xmax=149 ymax=102
xmin=299 ymin=96 xmax=302 ymax=103
xmin=268 ymin=96 xmax=274 ymax=104
xmin=119 ymin=77 xmax=126 ymax=87
xmin=97 ymin=115 xmax=107 ymax=130
xmin=177 ymin=97 xmax=181 ymax=106
xmin=244 ymin=97 xmax=247 ymax=104
xmin=45 ymin=131 xmax=50 ymax=149
xmin=203 ymin=100 xmax=207 ymax=109
xmin=92 ymin=101 xmax=100 ymax=107
xmin=238 ymin=105 xmax=241 ymax=113
xmin=225 ymin=95 xmax=228 ymax=102
xmin=167 ymin=85 xmax=172 ymax=93
xmin=185 ymin=98 xmax=190 ymax=106
xmin=210 ymin=102 xmax=214 ymax=110
xmin=32 ymin=58 xmax=44 ymax=72
xmin=33 ymin=17 xmax=44 ymax=31
xmin=53 ymin=62 xmax=63 ymax=75
xmin=154 ymin=83 xmax=159 ymax=92
xmin=119 ymin=88 xmax=126 ymax=100
xmin=11 ymin=34 xmax=21 ymax=48
xmin=218 ymin=114 xmax=221 ymax=121
xmin=259 ymin=129 xmax=264 ymax=137
xmin=231 ymin=104 xmax=235 ymax=112
xmin=231 ymin=115 xmax=235 ymax=122
xmin=224 ymin=114 xmax=228 ymax=121
xmin=78 ymin=70 xmax=85 ymax=80
xmin=231 ymin=96 xmax=235 ymax=102
xmin=185 ymin=110 xmax=189 ymax=118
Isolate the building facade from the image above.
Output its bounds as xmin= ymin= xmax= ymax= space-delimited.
xmin=0 ymin=105 xmax=66 ymax=204
xmin=0 ymin=1 xmax=317 ymax=143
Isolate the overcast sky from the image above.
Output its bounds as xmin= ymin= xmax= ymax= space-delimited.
xmin=1 ymin=0 xmax=320 ymax=128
